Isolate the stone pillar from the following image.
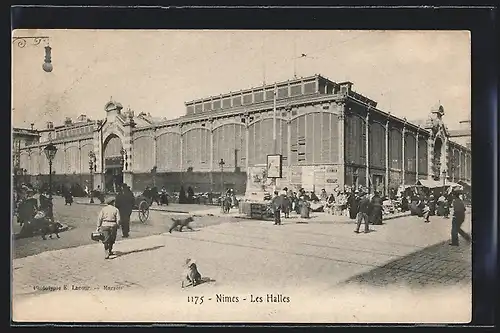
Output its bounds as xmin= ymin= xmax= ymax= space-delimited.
xmin=153 ymin=132 xmax=158 ymax=187
xmin=385 ymin=118 xmax=390 ymax=192
xmin=245 ymin=119 xmax=250 ymax=171
xmin=180 ymin=124 xmax=184 ymax=184
xmin=122 ymin=115 xmax=135 ymax=190
xmin=153 ymin=129 xmax=158 ymax=168
xmin=27 ymin=149 xmax=32 ymax=175
xmin=77 ymin=141 xmax=81 ymax=175
xmin=365 ymin=110 xmax=370 ymax=190
xmin=210 ymin=120 xmax=215 ymax=192
xmin=287 ymin=109 xmax=292 ymax=185
xmin=63 ymin=142 xmax=67 ymax=176
xmin=459 ymin=150 xmax=463 ymax=181
xmin=38 ymin=147 xmax=43 ymax=176
xmin=93 ymin=122 xmax=104 ymax=190
xmin=443 ymin=137 xmax=449 ymax=180
xmin=401 ymin=123 xmax=406 ymax=186
xmin=337 ymin=103 xmax=346 ymax=190
xmin=415 ymin=130 xmax=419 ymax=179
xmin=427 ymin=136 xmax=434 ymax=180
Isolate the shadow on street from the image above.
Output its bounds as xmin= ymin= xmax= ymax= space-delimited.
xmin=112 ymin=245 xmax=165 ymax=258
xmin=340 ymin=240 xmax=472 ymax=289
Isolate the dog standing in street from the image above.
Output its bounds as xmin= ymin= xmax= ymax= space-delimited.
xmin=169 ymin=216 xmax=195 ymax=233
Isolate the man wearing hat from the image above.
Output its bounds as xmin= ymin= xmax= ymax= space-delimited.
xmin=115 ymin=184 xmax=135 ymax=238
xmin=450 ymin=189 xmax=471 ymax=246
xmin=354 ymin=191 xmax=371 ymax=234
xmin=96 ymin=196 xmax=121 ymax=259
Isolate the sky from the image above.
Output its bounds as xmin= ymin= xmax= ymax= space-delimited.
xmin=12 ymin=30 xmax=471 ymax=130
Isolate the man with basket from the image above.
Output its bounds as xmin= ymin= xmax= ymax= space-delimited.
xmin=95 ymin=197 xmax=121 ymax=259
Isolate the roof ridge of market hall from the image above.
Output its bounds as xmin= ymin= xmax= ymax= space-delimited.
xmin=14 ymin=74 xmax=471 ymax=196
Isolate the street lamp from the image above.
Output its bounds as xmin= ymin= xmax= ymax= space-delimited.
xmin=120 ymin=147 xmax=128 ymax=188
xmin=43 ymin=142 xmax=57 ymax=219
xmin=88 ymin=151 xmax=96 ymax=203
xmin=219 ymin=159 xmax=225 ymax=193
xmin=219 ymin=159 xmax=226 ymax=213
xmin=12 ymin=36 xmax=53 ymax=73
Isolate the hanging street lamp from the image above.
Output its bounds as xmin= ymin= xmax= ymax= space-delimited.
xmin=12 ymin=36 xmax=53 ymax=73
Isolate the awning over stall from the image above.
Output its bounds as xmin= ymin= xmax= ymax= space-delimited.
xmin=416 ymin=179 xmax=460 ymax=189
xmin=458 ymin=180 xmax=472 ymax=188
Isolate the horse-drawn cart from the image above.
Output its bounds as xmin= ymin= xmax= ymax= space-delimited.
xmin=133 ymin=194 xmax=152 ymax=223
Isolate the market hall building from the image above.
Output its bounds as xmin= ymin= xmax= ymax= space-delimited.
xmin=15 ymin=74 xmax=471 ymax=196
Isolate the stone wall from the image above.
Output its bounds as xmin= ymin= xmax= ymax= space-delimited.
xmin=132 ymin=171 xmax=247 ymax=194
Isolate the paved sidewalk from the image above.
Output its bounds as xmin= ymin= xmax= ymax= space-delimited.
xmin=12 ymin=213 xmax=471 ymax=323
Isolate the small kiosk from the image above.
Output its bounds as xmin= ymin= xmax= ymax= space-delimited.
xmin=239 ymin=154 xmax=283 ymax=220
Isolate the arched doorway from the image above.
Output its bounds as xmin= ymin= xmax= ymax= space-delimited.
xmin=103 ymin=134 xmax=124 ymax=193
xmin=432 ymin=137 xmax=443 ymax=180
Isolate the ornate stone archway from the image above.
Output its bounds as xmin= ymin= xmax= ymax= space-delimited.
xmin=102 ymin=133 xmax=124 ymax=192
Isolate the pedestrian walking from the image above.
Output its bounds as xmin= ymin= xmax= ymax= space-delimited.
xmin=63 ymin=186 xmax=73 ymax=205
xmin=96 ymin=196 xmax=121 ymax=259
xmin=271 ymin=191 xmax=282 ymax=225
xmin=450 ymin=190 xmax=471 ymax=246
xmin=422 ymin=200 xmax=431 ymax=223
xmin=115 ymin=185 xmax=135 ymax=238
xmin=354 ymin=192 xmax=370 ymax=234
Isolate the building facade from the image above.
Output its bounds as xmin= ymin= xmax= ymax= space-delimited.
xmin=15 ymin=74 xmax=472 ymax=195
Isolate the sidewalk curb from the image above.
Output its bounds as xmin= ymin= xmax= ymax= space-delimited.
xmin=72 ymin=201 xmax=412 ymax=220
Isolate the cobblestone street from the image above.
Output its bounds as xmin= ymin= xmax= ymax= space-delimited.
xmin=12 ymin=209 xmax=472 ymax=323
xmin=342 ymin=240 xmax=471 ymax=288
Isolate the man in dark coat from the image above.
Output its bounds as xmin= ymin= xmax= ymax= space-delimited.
xmin=271 ymin=191 xmax=282 ymax=225
xmin=63 ymin=185 xmax=73 ymax=205
xmin=450 ymin=190 xmax=471 ymax=246
xmin=280 ymin=187 xmax=291 ymax=218
xmin=354 ymin=192 xmax=371 ymax=234
xmin=115 ymin=185 xmax=135 ymax=238
xmin=369 ymin=191 xmax=383 ymax=225
xmin=347 ymin=191 xmax=359 ymax=220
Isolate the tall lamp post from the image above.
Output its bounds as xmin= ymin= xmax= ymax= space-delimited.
xmin=219 ymin=159 xmax=225 ymax=193
xmin=43 ymin=143 xmax=57 ymax=220
xmin=219 ymin=159 xmax=225 ymax=212
xmin=88 ymin=151 xmax=96 ymax=203
xmin=120 ymin=148 xmax=125 ymax=188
